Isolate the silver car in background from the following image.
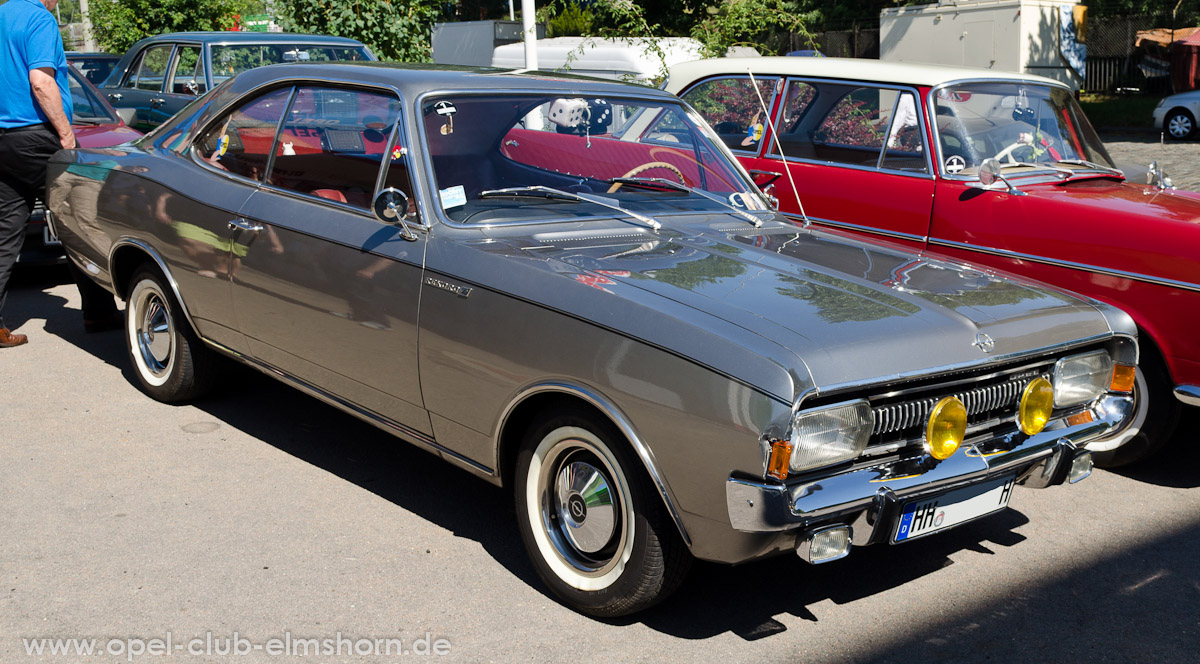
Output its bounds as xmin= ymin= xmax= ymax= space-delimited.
xmin=48 ymin=63 xmax=1138 ymax=616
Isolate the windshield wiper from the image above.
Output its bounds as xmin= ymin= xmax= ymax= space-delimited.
xmin=1055 ymin=159 xmax=1125 ymax=178
xmin=999 ymin=161 xmax=1072 ymax=180
xmin=606 ymin=177 xmax=763 ymax=228
xmin=479 ymin=186 xmax=661 ymax=230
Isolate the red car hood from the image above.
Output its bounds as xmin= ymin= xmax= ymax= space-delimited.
xmin=75 ymin=123 xmax=142 ymax=148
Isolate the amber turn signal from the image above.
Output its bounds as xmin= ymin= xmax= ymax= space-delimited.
xmin=767 ymin=439 xmax=793 ymax=480
xmin=1110 ymin=364 xmax=1136 ymax=393
xmin=1066 ymin=411 xmax=1094 ymax=426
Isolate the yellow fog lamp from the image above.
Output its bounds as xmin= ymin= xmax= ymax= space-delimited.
xmin=925 ymin=396 xmax=967 ymax=460
xmin=1018 ymin=377 xmax=1055 ymax=435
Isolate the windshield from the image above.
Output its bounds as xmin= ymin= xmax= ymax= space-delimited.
xmin=210 ymin=44 xmax=373 ymax=84
xmin=422 ymin=93 xmax=766 ymax=225
xmin=68 ymin=67 xmax=119 ymax=124
xmin=933 ymin=82 xmax=1113 ymax=177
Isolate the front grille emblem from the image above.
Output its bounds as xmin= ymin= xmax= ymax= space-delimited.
xmin=973 ymin=332 xmax=995 ymax=353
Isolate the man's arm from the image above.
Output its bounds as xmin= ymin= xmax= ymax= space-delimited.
xmin=29 ymin=67 xmax=76 ymax=149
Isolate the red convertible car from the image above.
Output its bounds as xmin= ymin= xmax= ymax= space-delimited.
xmin=666 ymin=57 xmax=1200 ymax=465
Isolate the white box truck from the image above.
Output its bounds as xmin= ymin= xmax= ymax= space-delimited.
xmin=880 ymin=0 xmax=1087 ymax=89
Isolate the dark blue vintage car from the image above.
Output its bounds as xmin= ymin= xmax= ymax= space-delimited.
xmin=98 ymin=32 xmax=375 ymax=130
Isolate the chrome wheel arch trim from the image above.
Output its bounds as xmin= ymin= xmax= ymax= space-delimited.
xmin=495 ymin=381 xmax=692 ymax=546
xmin=107 ymin=238 xmax=202 ymax=335
xmin=928 ymin=237 xmax=1200 ymax=294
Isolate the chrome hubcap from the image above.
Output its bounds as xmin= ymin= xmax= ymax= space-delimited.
xmin=555 ymin=461 xmax=616 ymax=554
xmin=136 ymin=291 xmax=173 ymax=377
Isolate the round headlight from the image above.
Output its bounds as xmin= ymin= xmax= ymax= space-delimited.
xmin=925 ymin=396 xmax=967 ymax=460
xmin=1019 ymin=377 xmax=1054 ymax=435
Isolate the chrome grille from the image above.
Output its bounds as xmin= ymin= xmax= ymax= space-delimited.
xmin=871 ymin=371 xmax=1039 ymax=438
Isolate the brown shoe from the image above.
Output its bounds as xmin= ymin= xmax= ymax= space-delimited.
xmin=0 ymin=328 xmax=28 ymax=348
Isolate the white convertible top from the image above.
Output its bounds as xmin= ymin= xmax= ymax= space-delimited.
xmin=663 ymin=57 xmax=1065 ymax=93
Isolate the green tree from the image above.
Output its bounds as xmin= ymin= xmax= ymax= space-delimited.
xmin=87 ymin=0 xmax=258 ymax=53
xmin=276 ymin=0 xmax=439 ymax=62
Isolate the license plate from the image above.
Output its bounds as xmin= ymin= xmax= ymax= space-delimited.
xmin=894 ymin=475 xmax=1016 ymax=542
xmin=42 ymin=224 xmax=61 ymax=247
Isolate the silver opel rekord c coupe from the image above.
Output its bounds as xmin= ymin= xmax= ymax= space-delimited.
xmin=48 ymin=63 xmax=1138 ymax=617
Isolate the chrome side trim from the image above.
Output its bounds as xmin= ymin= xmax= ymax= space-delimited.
xmin=927 ymin=237 xmax=1200 ymax=294
xmin=783 ymin=212 xmax=928 ymax=244
xmin=107 ymin=238 xmax=202 ymax=334
xmin=495 ymin=381 xmax=692 ymax=546
xmin=1176 ymin=385 xmax=1200 ymax=407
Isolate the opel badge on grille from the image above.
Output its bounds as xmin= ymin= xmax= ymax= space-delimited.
xmin=973 ymin=332 xmax=995 ymax=353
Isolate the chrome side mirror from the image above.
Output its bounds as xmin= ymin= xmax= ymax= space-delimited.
xmin=762 ymin=183 xmax=780 ymax=211
xmin=372 ymin=187 xmax=419 ymax=241
xmin=185 ymin=80 xmax=200 ymax=96
xmin=978 ymin=158 xmax=1026 ymax=196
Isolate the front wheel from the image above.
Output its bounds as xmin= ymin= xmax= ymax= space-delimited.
xmin=1165 ymin=108 xmax=1195 ymax=140
xmin=125 ymin=266 xmax=216 ymax=402
xmin=514 ymin=409 xmax=691 ymax=616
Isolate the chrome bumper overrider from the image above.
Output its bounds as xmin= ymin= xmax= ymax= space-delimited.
xmin=726 ymin=395 xmax=1132 ymax=543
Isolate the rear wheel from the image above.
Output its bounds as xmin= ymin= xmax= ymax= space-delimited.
xmin=1092 ymin=351 xmax=1179 ymax=467
xmin=514 ymin=408 xmax=691 ymax=617
xmin=125 ymin=266 xmax=216 ymax=402
xmin=1165 ymin=108 xmax=1195 ymax=140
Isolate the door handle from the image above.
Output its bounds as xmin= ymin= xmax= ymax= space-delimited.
xmin=108 ymin=93 xmax=123 ymax=101
xmin=151 ymin=98 xmax=165 ymax=106
xmin=227 ymin=218 xmax=263 ymax=232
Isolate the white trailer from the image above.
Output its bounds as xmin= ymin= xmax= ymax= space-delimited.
xmin=880 ymin=0 xmax=1087 ymax=90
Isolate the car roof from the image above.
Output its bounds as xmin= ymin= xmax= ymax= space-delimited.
xmin=133 ymin=31 xmax=369 ymax=46
xmin=228 ymin=61 xmax=681 ymax=99
xmin=663 ymin=56 xmax=1066 ymax=92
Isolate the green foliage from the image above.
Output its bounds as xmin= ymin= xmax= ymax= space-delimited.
xmin=88 ymin=0 xmax=255 ymax=53
xmin=276 ymin=0 xmax=439 ymax=62
xmin=538 ymin=1 xmax=595 ymax=38
xmin=690 ymin=0 xmax=818 ymax=58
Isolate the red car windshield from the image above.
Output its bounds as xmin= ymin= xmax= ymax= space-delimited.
xmin=933 ymin=82 xmax=1114 ymax=177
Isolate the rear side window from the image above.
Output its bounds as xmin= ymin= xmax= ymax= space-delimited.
xmin=267 ymin=86 xmax=402 ymax=209
xmin=133 ymin=45 xmax=173 ymax=92
xmin=681 ymin=76 xmax=779 ymax=152
xmin=171 ymin=46 xmax=206 ymax=96
xmin=195 ymin=87 xmax=293 ymax=182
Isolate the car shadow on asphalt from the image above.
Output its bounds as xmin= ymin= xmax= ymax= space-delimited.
xmin=1106 ymin=410 xmax=1200 ymax=489
xmin=9 ymin=266 xmax=127 ymax=370
xmin=182 ymin=365 xmax=1069 ymax=641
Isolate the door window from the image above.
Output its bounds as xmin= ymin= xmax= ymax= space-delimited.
xmin=680 ymin=76 xmax=779 ymax=152
xmin=170 ymin=46 xmax=206 ymax=96
xmin=267 ymin=86 xmax=402 ymax=209
xmin=133 ymin=45 xmax=173 ymax=92
xmin=120 ymin=51 xmax=144 ymax=89
xmin=772 ymin=81 xmax=926 ymax=173
xmin=195 ymin=87 xmax=293 ymax=182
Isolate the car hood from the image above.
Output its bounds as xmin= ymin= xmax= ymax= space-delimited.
xmin=537 ymin=217 xmax=1119 ymax=392
xmin=75 ymin=123 xmax=142 ymax=149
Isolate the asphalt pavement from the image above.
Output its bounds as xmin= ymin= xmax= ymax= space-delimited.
xmin=2 ymin=269 xmax=1199 ymax=663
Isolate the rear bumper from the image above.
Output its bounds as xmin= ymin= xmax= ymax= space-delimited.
xmin=1176 ymin=385 xmax=1200 ymax=407
xmin=726 ymin=394 xmax=1131 ymax=544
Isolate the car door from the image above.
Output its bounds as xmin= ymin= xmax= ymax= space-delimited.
xmin=229 ymin=85 xmax=431 ymax=435
xmin=174 ymin=85 xmax=295 ymax=348
xmin=687 ymin=77 xmax=935 ymax=250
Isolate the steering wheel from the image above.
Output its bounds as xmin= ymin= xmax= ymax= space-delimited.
xmin=993 ymin=141 xmax=1034 ymax=164
xmin=607 ymin=161 xmax=689 ymax=193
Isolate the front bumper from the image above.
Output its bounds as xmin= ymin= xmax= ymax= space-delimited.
xmin=726 ymin=394 xmax=1131 ymax=546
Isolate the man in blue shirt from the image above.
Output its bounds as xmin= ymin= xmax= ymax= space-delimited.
xmin=0 ymin=0 xmax=77 ymax=347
